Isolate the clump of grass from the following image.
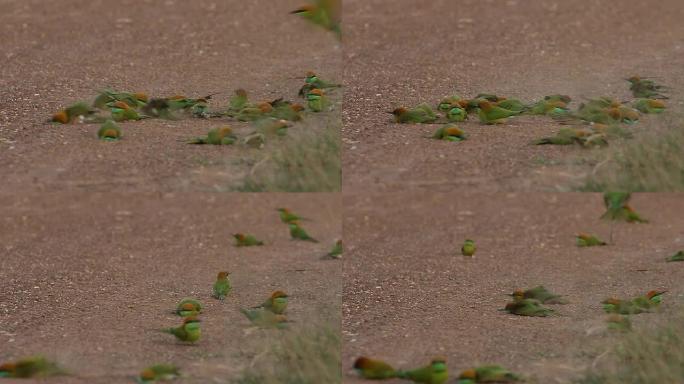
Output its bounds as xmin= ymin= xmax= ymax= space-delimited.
xmin=233 ymin=324 xmax=341 ymax=384
xmin=579 ymin=115 xmax=684 ymax=191
xmin=577 ymin=311 xmax=684 ymax=383
xmin=238 ymin=116 xmax=340 ymax=192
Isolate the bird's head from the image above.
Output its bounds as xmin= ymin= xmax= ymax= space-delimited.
xmin=308 ymin=88 xmax=324 ymax=96
xmin=258 ymin=102 xmax=273 ymax=113
xmin=218 ymin=126 xmax=233 ymax=136
xmin=459 ymin=368 xmax=477 ymax=379
xmin=291 ymin=4 xmax=316 ymax=14
xmin=444 ymin=126 xmax=463 ymax=136
xmin=0 ymin=363 xmax=16 ymax=374
xmin=646 ymin=290 xmax=665 ymax=299
xmin=139 ymin=369 xmax=156 ymax=381
xmin=602 ymin=298 xmax=621 ymax=305
xmin=170 ymin=95 xmax=186 ymax=100
xmin=235 ymin=89 xmax=248 ymax=98
xmin=430 ymin=357 xmax=447 ymax=372
xmin=217 ymin=271 xmax=230 ymax=279
xmin=183 ymin=316 xmax=201 ymax=325
xmin=277 ymin=208 xmax=289 ymax=213
xmin=290 ymin=103 xmax=306 ymax=112
xmin=511 ymin=289 xmax=525 ymax=299
xmin=134 ymin=92 xmax=149 ymax=102
xmin=305 ymin=71 xmax=317 ymax=79
xmin=234 ymin=233 xmax=245 ymax=240
xmin=478 ymin=100 xmax=492 ymax=110
xmin=179 ymin=302 xmax=197 ymax=312
xmin=353 ymin=357 xmax=372 ymax=370
xmin=52 ymin=110 xmax=69 ymax=124
xmin=390 ymin=107 xmax=407 ymax=116
xmin=271 ymin=290 xmax=289 ymax=299
xmin=626 ymin=76 xmax=640 ymax=83
xmin=336 ymin=239 xmax=342 ymax=246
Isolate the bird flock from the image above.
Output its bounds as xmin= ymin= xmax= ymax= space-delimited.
xmin=0 ymin=207 xmax=342 ymax=380
xmin=353 ymin=192 xmax=683 ymax=383
xmin=391 ymin=76 xmax=669 ymax=149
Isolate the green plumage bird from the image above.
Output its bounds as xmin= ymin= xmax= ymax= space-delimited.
xmin=606 ymin=314 xmax=632 ymax=332
xmin=97 ymin=120 xmax=122 ymax=141
xmin=576 ymin=233 xmax=607 ymax=247
xmin=291 ymin=0 xmax=342 ymax=38
xmin=233 ymin=233 xmax=264 ymax=246
xmin=477 ymin=100 xmax=522 ymax=124
xmin=175 ymin=298 xmax=203 ymax=317
xmin=299 ymin=71 xmax=340 ymax=96
xmin=396 ymin=358 xmax=449 ymax=384
xmin=138 ymin=364 xmax=180 ymax=383
xmin=666 ymin=251 xmax=684 ymax=262
xmin=446 ymin=105 xmax=467 ymax=122
xmin=190 ymin=126 xmax=236 ymax=145
xmin=353 ymin=357 xmax=397 ymax=380
xmin=240 ymin=308 xmax=289 ymax=329
xmin=626 ymin=76 xmax=668 ymax=99
xmin=289 ymin=222 xmax=318 ymax=242
xmin=600 ymin=192 xmax=647 ymax=223
xmin=391 ymin=104 xmax=438 ymax=124
xmin=432 ymin=125 xmax=466 ymax=142
xmin=457 ymin=365 xmax=522 ymax=383
xmin=161 ymin=317 xmax=201 ymax=343
xmin=0 ymin=356 xmax=65 ymax=378
xmin=306 ymin=88 xmax=331 ymax=112
xmin=504 ymin=298 xmax=554 ymax=317
xmin=253 ymin=290 xmax=289 ymax=314
xmin=461 ymin=239 xmax=476 ymax=257
xmin=633 ymin=98 xmax=666 ymax=114
xmin=277 ymin=208 xmax=305 ymax=223
xmin=325 ymin=239 xmax=343 ymax=259
xmin=510 ymin=286 xmax=568 ymax=304
xmin=212 ymin=271 xmax=231 ymax=300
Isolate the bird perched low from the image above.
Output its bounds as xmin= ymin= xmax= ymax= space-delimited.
xmin=291 ymin=0 xmax=342 ymax=38
xmin=0 ymin=356 xmax=65 ymax=378
xmin=432 ymin=125 xmax=466 ymax=142
xmin=52 ymin=102 xmax=96 ymax=124
xmin=495 ymin=98 xmax=528 ymax=113
xmin=504 ymin=298 xmax=554 ymax=317
xmin=532 ymin=128 xmax=587 ymax=146
xmin=437 ymin=95 xmax=465 ymax=111
xmin=461 ymin=239 xmax=476 ymax=257
xmin=226 ymin=89 xmax=250 ymax=116
xmin=576 ymin=233 xmax=607 ymax=247
xmin=457 ymin=365 xmax=521 ymax=383
xmin=233 ymin=233 xmax=264 ymax=246
xmin=299 ymin=71 xmax=340 ymax=96
xmin=324 ymin=239 xmax=343 ymax=259
xmin=189 ymin=126 xmax=236 ymax=145
xmin=97 ymin=120 xmax=122 ymax=141
xmin=606 ymin=314 xmax=631 ymax=332
xmin=240 ymin=308 xmax=289 ymax=329
xmin=631 ymin=290 xmax=666 ymax=309
xmin=633 ymin=98 xmax=666 ymax=114
xmin=396 ymin=357 xmax=449 ymax=384
xmin=138 ymin=364 xmax=180 ymax=383
xmin=93 ymin=89 xmax=147 ymax=109
xmin=109 ymin=100 xmax=143 ymax=121
xmin=600 ymin=192 xmax=647 ymax=223
xmin=390 ymin=104 xmax=438 ymax=124
xmin=477 ymin=100 xmax=522 ymax=124
xmin=666 ymin=251 xmax=684 ymax=262
xmin=353 ymin=357 xmax=397 ymax=380
xmin=161 ymin=317 xmax=201 ymax=343
xmin=306 ymin=88 xmax=331 ymax=112
xmin=254 ymin=118 xmax=289 ymax=136
xmin=528 ymin=97 xmax=569 ymax=116
xmin=626 ymin=76 xmax=668 ymax=99
xmin=253 ymin=290 xmax=289 ymax=314
xmin=602 ymin=298 xmax=645 ymax=315
xmin=213 ymin=271 xmax=231 ymax=300
xmin=289 ymin=222 xmax=318 ymax=242
xmin=277 ymin=208 xmax=306 ymax=223
xmin=510 ymin=286 xmax=568 ymax=304
xmin=445 ymin=105 xmax=467 ymax=122
xmin=175 ymin=298 xmax=203 ymax=317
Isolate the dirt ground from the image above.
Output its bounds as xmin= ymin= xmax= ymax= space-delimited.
xmin=342 ymin=0 xmax=684 ymax=193
xmin=0 ymin=192 xmax=341 ymax=383
xmin=0 ymin=0 xmax=341 ymax=193
xmin=342 ymin=193 xmax=684 ymax=383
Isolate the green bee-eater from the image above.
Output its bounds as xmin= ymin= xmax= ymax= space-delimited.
xmin=109 ymin=100 xmax=143 ymax=121
xmin=161 ymin=317 xmax=201 ymax=343
xmin=457 ymin=365 xmax=521 ymax=383
xmin=461 ymin=239 xmax=476 ymax=257
xmin=0 ymin=356 xmax=65 ymax=378
xmin=532 ymin=128 xmax=586 ymax=145
xmin=52 ymin=102 xmax=96 ymax=124
xmin=353 ymin=357 xmax=397 ymax=379
xmin=666 ymin=251 xmax=684 ymax=262
xmin=510 ymin=286 xmax=567 ymax=304
xmin=240 ymin=308 xmax=288 ymax=329
xmin=477 ymin=100 xmax=522 ymax=124
xmin=253 ymin=290 xmax=288 ymax=314
xmin=227 ymin=89 xmax=249 ymax=116
xmin=391 ymin=104 xmax=437 ymax=124
xmin=93 ymin=89 xmax=147 ymax=109
xmin=602 ymin=298 xmax=646 ymax=315
xmin=291 ymin=0 xmax=341 ymax=38
xmin=289 ymin=222 xmax=318 ymax=242
xmin=234 ymin=233 xmax=264 ymax=247
xmin=175 ymin=298 xmax=202 ymax=317
xmin=396 ymin=358 xmax=449 ymax=384
xmin=576 ymin=233 xmax=607 ymax=247
xmin=213 ymin=271 xmax=231 ymax=300
xmin=601 ymin=192 xmax=647 ymax=224
xmin=504 ymin=298 xmax=554 ymax=317
xmin=277 ymin=208 xmax=305 ymax=223
xmin=606 ymin=314 xmax=631 ymax=332
xmin=446 ymin=105 xmax=467 ymax=122
xmin=631 ymin=290 xmax=666 ymax=309
xmin=437 ymin=95 xmax=465 ymax=111
xmin=255 ymin=118 xmax=290 ymax=136
xmin=97 ymin=120 xmax=122 ymax=141
xmin=432 ymin=125 xmax=466 ymax=142
xmin=189 ymin=126 xmax=236 ymax=145
xmin=299 ymin=71 xmax=340 ymax=96
xmin=306 ymin=88 xmax=331 ymax=112
xmin=138 ymin=364 xmax=180 ymax=383
xmin=634 ymin=98 xmax=666 ymax=114
xmin=324 ymin=239 xmax=343 ymax=259
xmin=495 ymin=99 xmax=528 ymax=113
xmin=626 ymin=76 xmax=668 ymax=99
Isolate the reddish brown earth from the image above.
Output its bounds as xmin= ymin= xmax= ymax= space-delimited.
xmin=342 ymin=193 xmax=684 ymax=383
xmin=0 ymin=193 xmax=341 ymax=383
xmin=342 ymin=0 xmax=684 ymax=193
xmin=0 ymin=0 xmax=341 ymax=192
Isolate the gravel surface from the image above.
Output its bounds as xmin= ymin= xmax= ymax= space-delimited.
xmin=341 ymin=0 xmax=684 ymax=193
xmin=342 ymin=193 xmax=684 ymax=383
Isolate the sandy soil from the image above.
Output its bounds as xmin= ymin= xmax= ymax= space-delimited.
xmin=0 ymin=192 xmax=341 ymax=383
xmin=342 ymin=193 xmax=684 ymax=383
xmin=0 ymin=0 xmax=341 ymax=192
xmin=342 ymin=0 xmax=684 ymax=193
